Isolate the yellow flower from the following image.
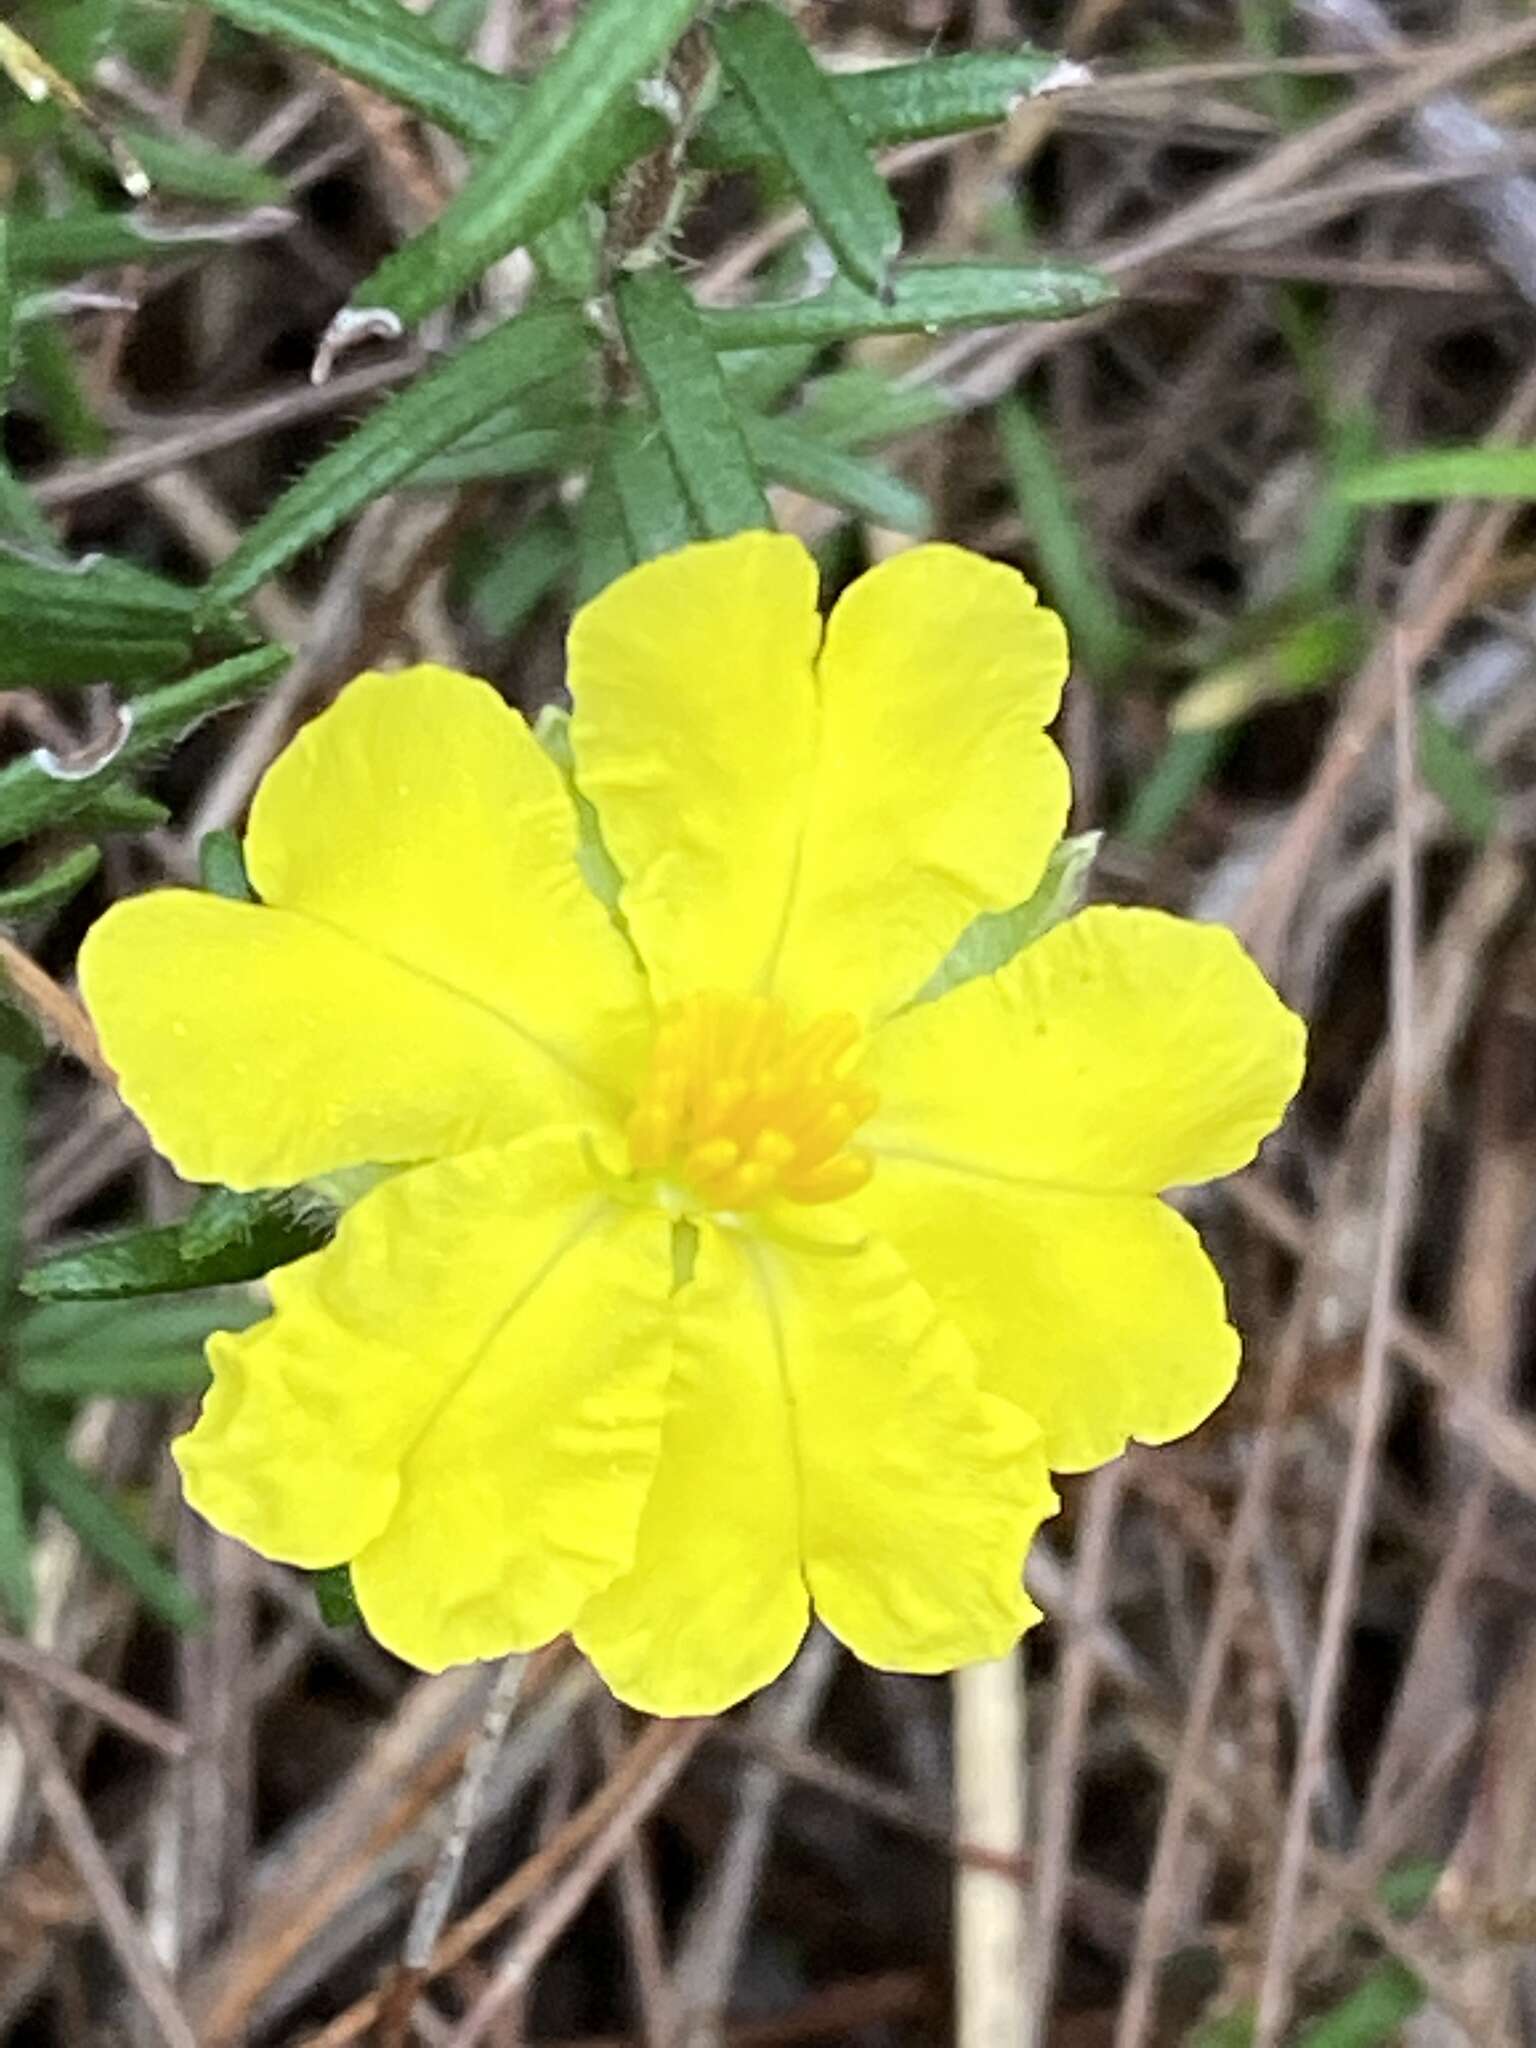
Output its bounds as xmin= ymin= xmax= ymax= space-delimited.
xmin=79 ymin=534 xmax=1304 ymax=1715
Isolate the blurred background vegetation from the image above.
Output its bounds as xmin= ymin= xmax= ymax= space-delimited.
xmin=1 ymin=1 xmax=1535 ymax=2043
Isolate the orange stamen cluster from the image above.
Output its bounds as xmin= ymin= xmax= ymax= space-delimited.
xmin=627 ymin=992 xmax=878 ymax=1210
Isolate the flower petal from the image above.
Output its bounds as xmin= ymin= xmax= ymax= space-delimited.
xmin=567 ymin=538 xmax=1069 ymax=1023
xmin=772 ymin=545 xmax=1070 ymax=1022
xmin=578 ymin=1221 xmax=1052 ymax=1712
xmin=857 ymin=1162 xmax=1239 ymax=1470
xmin=574 ymin=1226 xmax=810 ymax=1717
xmin=82 ymin=893 xmax=600 ymax=1189
xmin=866 ymin=907 xmax=1305 ymax=1196
xmin=567 ymin=532 xmax=822 ymax=1003
xmin=82 ymin=665 xmax=647 ymax=1188
xmin=768 ymin=1225 xmax=1056 ymax=1672
xmin=176 ymin=1133 xmax=676 ymax=1669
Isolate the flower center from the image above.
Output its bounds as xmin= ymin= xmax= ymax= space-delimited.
xmin=626 ymin=992 xmax=878 ymax=1210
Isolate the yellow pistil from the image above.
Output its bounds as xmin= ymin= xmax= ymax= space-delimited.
xmin=627 ymin=992 xmax=878 ymax=1209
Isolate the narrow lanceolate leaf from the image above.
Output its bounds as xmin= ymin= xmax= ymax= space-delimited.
xmin=22 ymin=1188 xmax=336 ymax=1302
xmin=0 ymin=551 xmax=208 ymax=690
xmin=205 ymin=0 xmax=517 ymax=145
xmin=201 ymin=308 xmax=588 ymax=612
xmin=9 ymin=208 xmax=295 ymax=281
xmin=796 ymin=367 xmax=956 ymax=450
xmin=11 ymin=1405 xmax=204 ymax=1631
xmin=1341 ymin=442 xmax=1536 ymax=504
xmin=608 ymin=407 xmax=694 ymax=558
xmin=0 ymin=1424 xmax=34 ymax=1629
xmin=338 ymin=0 xmax=701 ymax=330
xmin=0 ymin=645 xmax=288 ymax=848
xmin=911 ymin=832 xmax=1101 ymax=1006
xmin=700 ymin=262 xmax=1116 ymax=350
xmin=616 ymin=268 xmax=769 ymax=538
xmin=0 ymin=844 xmax=101 ymax=921
xmin=744 ymin=415 xmax=930 ymax=534
xmin=462 ymin=509 xmax=574 ymax=638
xmin=21 ymin=1294 xmax=262 ymax=1373
xmin=573 ymin=458 xmax=636 ymax=604
xmin=18 ymin=1346 xmax=210 ymax=1400
xmin=695 ymin=48 xmax=1070 ymax=168
xmin=712 ymin=3 xmax=901 ymax=298
xmin=0 ymin=218 xmax=56 ymax=553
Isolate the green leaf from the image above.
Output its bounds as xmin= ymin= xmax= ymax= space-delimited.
xmin=340 ymin=0 xmax=699 ymax=329
xmin=1418 ymin=704 xmax=1499 ymax=842
xmin=9 ymin=206 xmax=292 ymax=280
xmin=1120 ymin=728 xmax=1233 ymax=848
xmin=997 ymin=395 xmax=1140 ymax=683
xmin=1294 ymin=1962 xmax=1424 ymax=2047
xmin=0 ymin=550 xmax=207 ymax=690
xmin=723 ymin=342 xmax=823 ymax=414
xmin=700 ymin=261 xmax=1115 ymax=350
xmin=0 ymin=1424 xmax=35 ymax=1629
xmin=22 ymin=1188 xmax=335 ymax=1302
xmin=573 ymin=457 xmax=636 ymax=603
xmin=744 ymin=413 xmax=929 ymax=533
xmin=0 ymin=216 xmax=57 ymax=553
xmin=198 ymin=827 xmax=254 ymax=901
xmin=10 ymin=1399 xmax=203 ymax=1631
xmin=1341 ymin=442 xmax=1536 ymax=504
xmin=608 ymin=406 xmax=695 ymax=558
xmin=405 ymin=374 xmax=599 ymax=490
xmin=911 ymin=832 xmax=1100 ymax=1006
xmin=121 ymin=129 xmax=288 ymax=206
xmin=0 ymin=645 xmax=289 ymax=848
xmin=21 ymin=1291 xmax=260 ymax=1365
xmin=313 ymin=1561 xmax=361 ymax=1628
xmin=534 ymin=704 xmax=627 ymax=923
xmin=712 ymin=2 xmax=901 ymax=299
xmin=17 ymin=313 xmax=105 ymax=456
xmin=0 ymin=998 xmax=46 ymax=1069
xmin=795 ymin=366 xmax=956 ymax=449
xmin=616 ymin=266 xmax=769 ymax=538
xmin=202 ymin=309 xmax=588 ymax=611
xmin=205 ymin=0 xmax=516 ymax=145
xmin=459 ymin=509 xmax=574 ymax=638
xmin=18 ymin=1346 xmax=210 ymax=1400
xmin=0 ymin=843 xmax=100 ymax=920
xmin=695 ymin=48 xmax=1068 ymax=168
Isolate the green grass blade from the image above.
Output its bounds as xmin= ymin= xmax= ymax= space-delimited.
xmin=712 ymin=2 xmax=901 ymax=298
xmin=1120 ymin=728 xmax=1233 ymax=847
xmin=1342 ymin=442 xmax=1536 ymax=503
xmin=997 ymin=396 xmax=1139 ymax=683
xmin=341 ymin=0 xmax=699 ymax=329
xmin=13 ymin=1405 xmax=203 ymax=1632
xmin=202 ymin=307 xmax=588 ymax=611
xmin=701 ymin=261 xmax=1114 ymax=350
xmin=745 ymin=414 xmax=929 ymax=534
xmin=616 ymin=267 xmax=769 ymax=538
